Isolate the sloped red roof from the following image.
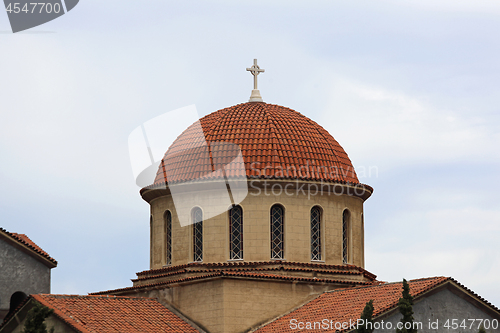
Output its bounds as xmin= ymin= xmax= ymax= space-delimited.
xmin=253 ymin=277 xmax=453 ymax=332
xmin=152 ymin=102 xmax=361 ymax=186
xmin=31 ymin=294 xmax=201 ymax=333
xmin=0 ymin=228 xmax=57 ymax=266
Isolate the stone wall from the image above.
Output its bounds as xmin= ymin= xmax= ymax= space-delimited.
xmin=0 ymin=238 xmax=51 ymax=319
xmin=374 ymin=287 xmax=499 ymax=333
xmin=148 ymin=180 xmax=365 ymax=269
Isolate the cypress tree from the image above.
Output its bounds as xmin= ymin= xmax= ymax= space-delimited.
xmin=22 ymin=303 xmax=55 ymax=333
xmin=356 ymin=300 xmax=375 ymax=333
xmin=396 ymin=279 xmax=417 ymax=333
xmin=478 ymin=325 xmax=486 ymax=333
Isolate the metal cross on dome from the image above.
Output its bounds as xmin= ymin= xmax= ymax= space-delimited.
xmin=246 ymin=59 xmax=265 ymax=90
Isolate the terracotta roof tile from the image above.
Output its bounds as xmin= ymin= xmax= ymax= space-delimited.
xmin=31 ymin=294 xmax=201 ymax=333
xmin=135 ymin=261 xmax=377 ymax=280
xmin=150 ymin=102 xmax=363 ymax=187
xmin=91 ymin=263 xmax=377 ymax=296
xmin=0 ymin=227 xmax=57 ymax=266
xmin=91 ymin=272 xmax=372 ymax=296
xmin=131 ymin=266 xmax=367 ymax=283
xmin=253 ymin=277 xmax=454 ymax=332
xmin=220 ymin=271 xmax=373 ymax=285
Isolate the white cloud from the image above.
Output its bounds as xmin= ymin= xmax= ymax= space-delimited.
xmin=366 ymin=190 xmax=500 ymax=305
xmin=320 ymin=77 xmax=499 ymax=170
xmin=391 ymin=0 xmax=500 ymax=14
xmin=429 ymin=208 xmax=500 ymax=235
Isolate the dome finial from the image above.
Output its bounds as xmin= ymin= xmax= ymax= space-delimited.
xmin=246 ymin=59 xmax=264 ymax=102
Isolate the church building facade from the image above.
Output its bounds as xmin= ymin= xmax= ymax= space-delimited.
xmin=1 ymin=60 xmax=499 ymax=333
xmin=90 ymin=60 xmax=500 ymax=333
xmin=95 ymin=59 xmax=377 ymax=332
xmin=96 ymin=100 xmax=376 ymax=332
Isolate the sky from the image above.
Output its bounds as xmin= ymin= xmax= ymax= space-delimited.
xmin=1 ymin=0 xmax=499 ymax=307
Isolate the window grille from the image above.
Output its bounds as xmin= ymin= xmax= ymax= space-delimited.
xmin=229 ymin=205 xmax=243 ymax=260
xmin=270 ymin=205 xmax=284 ymax=259
xmin=165 ymin=211 xmax=172 ymax=265
xmin=342 ymin=210 xmax=350 ymax=264
xmin=192 ymin=208 xmax=203 ymax=262
xmin=311 ymin=206 xmax=321 ymax=261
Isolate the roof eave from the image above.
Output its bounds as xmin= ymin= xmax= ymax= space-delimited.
xmin=0 ymin=230 xmax=57 ymax=268
xmin=140 ymin=178 xmax=373 ymax=204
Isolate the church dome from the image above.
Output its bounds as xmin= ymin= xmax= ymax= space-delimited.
xmin=153 ymin=102 xmax=360 ymax=186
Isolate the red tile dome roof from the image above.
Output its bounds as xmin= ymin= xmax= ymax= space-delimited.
xmin=153 ymin=102 xmax=360 ymax=186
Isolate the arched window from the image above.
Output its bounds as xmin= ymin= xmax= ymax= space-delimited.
xmin=7 ymin=292 xmax=27 ymax=318
xmin=310 ymin=206 xmax=322 ymax=261
xmin=164 ymin=210 xmax=172 ymax=266
xmin=192 ymin=207 xmax=203 ymax=262
xmin=270 ymin=204 xmax=284 ymax=260
xmin=342 ymin=209 xmax=351 ymax=264
xmin=229 ymin=205 xmax=243 ymax=260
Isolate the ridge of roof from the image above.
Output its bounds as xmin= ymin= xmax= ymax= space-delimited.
xmin=447 ymin=277 xmax=500 ymax=313
xmin=368 ymin=277 xmax=451 ymax=320
xmin=0 ymin=227 xmax=57 ymax=266
xmin=322 ymin=276 xmax=447 ymax=294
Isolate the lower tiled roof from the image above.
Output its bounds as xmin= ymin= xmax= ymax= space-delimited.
xmin=252 ymin=277 xmax=500 ymax=333
xmin=30 ymin=294 xmax=201 ymax=333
